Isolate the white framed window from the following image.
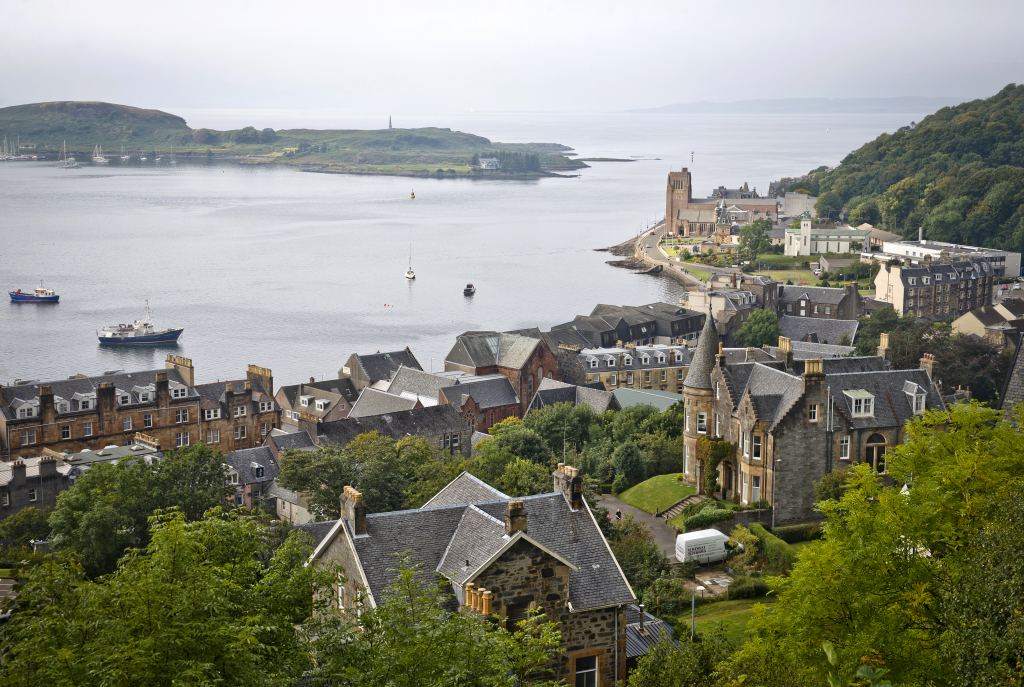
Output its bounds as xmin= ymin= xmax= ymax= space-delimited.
xmin=753 ymin=435 xmax=762 ymax=459
xmin=839 ymin=435 xmax=850 ymax=460
xmin=825 ymin=307 xmax=831 ymax=315
xmin=229 ymin=472 xmax=238 ymax=485
xmin=254 ymin=466 xmax=264 ymax=478
xmin=589 ymin=360 xmax=598 ymax=369
xmin=119 ymin=394 xmax=130 ymax=405
xmin=846 ymin=391 xmax=874 ymax=417
xmin=678 ymin=369 xmax=684 ymax=380
xmin=743 ymin=433 xmax=750 ymax=457
xmin=685 ymin=410 xmax=690 ymax=432
xmin=176 ymin=431 xmax=189 ymax=447
xmin=697 ymin=412 xmax=707 ymax=434
xmin=684 ymin=444 xmax=689 ymax=474
xmin=261 ymin=423 xmax=269 ymax=437
xmin=80 ymin=400 xmax=91 ymax=410
xmin=644 ymin=371 xmax=651 ymax=383
xmin=28 ymin=488 xmax=37 ymax=502
xmin=176 ymin=408 xmax=188 ymax=423
xmin=716 ymin=382 xmax=720 ymax=399
xmin=752 ymin=475 xmax=761 ymax=502
xmin=575 ymin=656 xmax=598 ymax=687
xmin=18 ymin=407 xmax=34 ymax=418
xmin=610 ymin=374 xmax=617 ymax=385
xmin=205 ymin=408 xmax=221 ymax=420
xmin=715 ymin=414 xmax=721 ymax=436
xmin=84 ymin=422 xmax=93 ymax=437
xmin=787 ymin=303 xmax=793 ymax=313
xmin=144 ymin=413 xmax=152 ymax=428
xmin=207 ymin=429 xmax=220 ymax=444
xmin=234 ymin=406 xmax=247 ymax=418
xmin=2 ymin=493 xmax=8 ymax=506
xmin=627 ymin=372 xmax=634 ymax=385
xmin=624 ymin=356 xmax=632 ymax=366
xmin=742 ymin=472 xmax=749 ymax=502
xmin=172 ymin=387 xmax=187 ymax=398
xmin=123 ymin=417 xmax=132 ymax=431
xmin=909 ymin=277 xmax=917 ymax=286
xmin=140 ymin=392 xmax=150 ymax=402
xmin=809 ymin=404 xmax=818 ymax=422
xmin=607 ymin=359 xmax=615 ymax=368
xmin=234 ymin=426 xmax=247 ymax=440
xmin=62 ymin=425 xmax=71 ymax=439
xmin=20 ymin=430 xmax=37 ymax=445
xmin=260 ymin=401 xmax=273 ymax=412
xmin=813 ymin=305 xmax=819 ymax=314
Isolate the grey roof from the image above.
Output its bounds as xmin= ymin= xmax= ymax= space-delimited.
xmin=742 ymin=364 xmax=805 ymax=428
xmin=778 ymin=285 xmax=849 ymax=305
xmin=271 ymin=430 xmax=317 ymax=452
xmin=0 ymin=367 xmax=195 ymax=421
xmin=825 ymin=369 xmax=945 ymax=429
xmin=64 ymin=443 xmax=161 ymax=467
xmin=294 ymin=520 xmax=337 ymax=548
xmin=439 ymin=376 xmax=519 ymax=410
xmin=446 ymin=332 xmax=540 ymax=371
xmin=721 ymin=360 xmax=788 ymax=406
xmin=791 ymin=356 xmax=886 ymax=376
xmin=625 ymin=604 xmax=679 ymax=658
xmin=435 ymin=504 xmax=510 ymax=587
xmin=1001 ymin=339 xmax=1024 ymax=410
xmin=266 ymin=480 xmax=299 ymax=504
xmin=318 ymin=404 xmax=469 ymax=448
xmin=613 ymin=388 xmax=684 ymax=411
xmin=279 ymin=378 xmax=358 ymax=411
xmin=222 ymin=446 xmax=279 ymax=485
xmin=529 ymin=378 xmax=619 ymax=414
xmin=676 ymin=208 xmax=717 ymax=222
xmin=421 ymin=471 xmax=509 ymax=509
xmin=348 ymin=387 xmax=419 ymax=419
xmin=386 ymin=366 xmax=452 ymax=399
xmin=355 ymin=349 xmax=423 ymax=383
xmin=0 ymin=456 xmax=74 ymax=486
xmin=577 ymin=345 xmax=691 ymax=371
xmin=779 ymin=316 xmax=859 ymax=345
xmin=194 ymin=378 xmax=275 ymax=415
xmin=767 ymin=340 xmax=858 ymax=359
xmin=684 ymin=309 xmax=719 ymax=390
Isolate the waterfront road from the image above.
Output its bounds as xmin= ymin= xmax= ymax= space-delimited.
xmin=634 ymin=222 xmax=740 ymax=288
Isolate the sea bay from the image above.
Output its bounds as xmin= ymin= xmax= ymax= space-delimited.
xmin=0 ymin=111 xmax=925 ymax=387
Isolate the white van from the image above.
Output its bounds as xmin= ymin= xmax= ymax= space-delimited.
xmin=675 ymin=529 xmax=731 ymax=564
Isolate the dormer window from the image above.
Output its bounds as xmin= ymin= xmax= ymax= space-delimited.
xmin=80 ymin=400 xmax=91 ymax=410
xmin=934 ymin=274 xmax=941 ymax=281
xmin=172 ymin=387 xmax=186 ymax=398
xmin=205 ymin=408 xmax=221 ymax=420
xmin=624 ymin=356 xmax=632 ymax=366
xmin=140 ymin=392 xmax=150 ymax=402
xmin=845 ymin=390 xmax=874 ymax=417
xmin=58 ymin=402 xmax=69 ymax=413
xmin=923 ymin=277 xmax=930 ymax=285
xmin=300 ymin=395 xmax=313 ymax=406
xmin=641 ymin=355 xmax=650 ymax=365
xmin=589 ymin=359 xmax=598 ymax=369
xmin=259 ymin=401 xmax=273 ymax=412
xmin=658 ymin=355 xmax=666 ymax=364
xmin=252 ymin=463 xmax=265 ymax=478
xmin=909 ymin=277 xmax=917 ymax=286
xmin=607 ymin=359 xmax=615 ymax=368
xmin=119 ymin=394 xmax=130 ymax=405
xmin=17 ymin=406 xmax=35 ymax=418
xmin=315 ymin=399 xmax=327 ymax=411
xmin=228 ymin=472 xmax=238 ymax=485
xmin=904 ymin=381 xmax=927 ymax=415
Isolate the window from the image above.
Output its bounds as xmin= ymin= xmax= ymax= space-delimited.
xmin=62 ymin=425 xmax=71 ymax=439
xmin=716 ymin=382 xmax=720 ymax=399
xmin=624 ymin=356 xmax=632 ymax=366
xmin=260 ymin=401 xmax=273 ymax=412
xmin=825 ymin=307 xmax=831 ymax=315
xmin=753 ymin=435 xmax=762 ymax=459
xmin=935 ymin=273 xmax=942 ymax=281
xmin=909 ymin=277 xmax=917 ymax=286
xmin=207 ymin=429 xmax=220 ymax=444
xmin=20 ymin=430 xmax=36 ymax=445
xmin=176 ymin=432 xmax=189 ymax=447
xmin=846 ymin=391 xmax=874 ymax=417
xmin=607 ymin=359 xmax=615 ymax=368
xmin=575 ymin=655 xmax=597 ymax=687
xmin=715 ymin=414 xmax=721 ymax=436
xmin=743 ymin=432 xmax=750 ymax=456
xmin=176 ymin=408 xmax=189 ymax=423
xmin=685 ymin=410 xmax=690 ymax=432
xmin=445 ymin=434 xmax=452 ymax=448
xmin=234 ymin=426 xmax=247 ymax=440
xmin=610 ymin=374 xmax=617 ymax=385
xmin=452 ymin=433 xmax=460 ymax=448
xmin=286 ymin=409 xmax=292 ymax=419
xmin=645 ymin=371 xmax=651 ymax=383
xmin=84 ymin=422 xmax=93 ymax=437
xmin=813 ymin=305 xmax=818 ymax=314
xmin=18 ymin=407 xmax=34 ymax=418
xmin=80 ymin=400 xmax=91 ymax=410
xmin=123 ymin=417 xmax=132 ymax=431
xmin=172 ymin=387 xmax=186 ymax=398
xmin=119 ymin=394 xmax=130 ymax=405
xmin=923 ymin=277 xmax=930 ymax=285
xmin=28 ymin=488 xmax=37 ymax=502
xmin=235 ymin=494 xmax=243 ymax=506
xmin=144 ymin=413 xmax=152 ymax=428
xmin=205 ymin=408 xmax=220 ymax=420
xmin=751 ymin=475 xmax=761 ymax=502
xmin=2 ymin=493 xmax=7 ymax=506
xmin=261 ymin=423 xmax=269 ymax=437
xmin=742 ymin=472 xmax=749 ymax=502
xmin=809 ymin=404 xmax=818 ymax=422
xmin=58 ymin=402 xmax=69 ymax=413
xmin=627 ymin=372 xmax=634 ymax=385
xmin=661 ymin=370 xmax=666 ymax=382
xmin=697 ymin=412 xmax=707 ymax=434
xmin=140 ymin=392 xmax=150 ymax=402
xmin=677 ymin=369 xmax=684 ymax=380
xmin=787 ymin=303 xmax=793 ymax=313
xmin=684 ymin=444 xmax=689 ymax=474
xmin=255 ymin=466 xmax=265 ymax=478
xmin=589 ymin=360 xmax=597 ymax=369
xmin=839 ymin=435 xmax=850 ymax=460
xmin=234 ymin=406 xmax=247 ymax=418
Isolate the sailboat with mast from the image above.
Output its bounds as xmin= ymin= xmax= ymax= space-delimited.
xmin=120 ymin=146 xmax=130 ymax=161
xmin=405 ymin=239 xmax=416 ymax=280
xmin=169 ymin=144 xmax=176 ymax=164
xmin=155 ymin=147 xmax=162 ymax=162
xmin=92 ymin=145 xmax=108 ymax=163
xmin=56 ymin=140 xmax=80 ymax=169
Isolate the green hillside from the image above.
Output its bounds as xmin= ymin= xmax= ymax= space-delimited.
xmin=0 ymin=101 xmax=583 ymax=173
xmin=791 ymin=83 xmax=1024 ymax=251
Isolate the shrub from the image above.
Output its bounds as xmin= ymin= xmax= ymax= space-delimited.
xmin=770 ymin=523 xmax=822 ymax=544
xmin=600 ymin=483 xmax=614 ymax=494
xmin=611 ymin=473 xmax=628 ymax=494
xmin=683 ymin=504 xmax=734 ymax=531
xmin=728 ymin=574 xmax=770 ymax=600
xmin=750 ymin=522 xmax=796 ymax=573
xmin=642 ymin=576 xmax=701 ymax=615
xmin=676 ymin=474 xmax=684 ymax=482
xmin=748 ymin=499 xmax=772 ymax=510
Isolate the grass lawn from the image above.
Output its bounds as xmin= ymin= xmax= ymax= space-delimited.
xmin=682 ymin=266 xmax=712 ymax=281
xmin=790 ymin=540 xmax=818 ymax=556
xmin=0 ymin=569 xmax=13 ymax=577
xmin=618 ymin=474 xmax=695 ymax=514
xmin=672 ymin=596 xmax=778 ymax=645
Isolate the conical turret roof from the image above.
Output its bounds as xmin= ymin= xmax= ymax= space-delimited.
xmin=684 ymin=306 xmax=719 ymax=390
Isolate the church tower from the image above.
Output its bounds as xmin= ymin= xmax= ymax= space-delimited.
xmin=666 ymin=167 xmax=693 ymax=236
xmin=682 ymin=307 xmax=719 ymax=492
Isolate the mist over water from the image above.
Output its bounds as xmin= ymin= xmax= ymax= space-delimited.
xmin=0 ymin=111 xmax=923 ymax=387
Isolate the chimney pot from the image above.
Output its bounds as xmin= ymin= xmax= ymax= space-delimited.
xmin=482 ymin=590 xmax=493 ymax=615
xmin=639 ymin=603 xmax=646 ymax=632
xmin=310 ymin=377 xmax=315 ymax=384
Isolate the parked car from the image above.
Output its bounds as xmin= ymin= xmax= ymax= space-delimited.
xmin=1001 ymin=284 xmax=1009 ymax=290
xmin=1014 ymin=283 xmax=1021 ymax=290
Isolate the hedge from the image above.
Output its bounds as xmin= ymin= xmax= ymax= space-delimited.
xmin=683 ymin=504 xmax=734 ymax=531
xmin=750 ymin=522 xmax=796 ymax=573
xmin=769 ymin=523 xmax=822 ymax=544
xmin=728 ymin=574 xmax=770 ymax=600
xmin=600 ymin=484 xmax=614 ymax=495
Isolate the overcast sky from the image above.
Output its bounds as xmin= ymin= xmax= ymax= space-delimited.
xmin=1 ymin=0 xmax=1021 ymax=115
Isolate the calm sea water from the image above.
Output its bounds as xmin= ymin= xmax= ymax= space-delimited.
xmin=0 ymin=111 xmax=923 ymax=387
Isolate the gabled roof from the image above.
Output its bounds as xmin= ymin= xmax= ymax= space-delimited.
xmin=386 ymin=366 xmax=452 ymax=399
xmin=446 ymin=332 xmax=540 ymax=371
xmin=278 ymin=378 xmax=358 ymax=410
xmin=778 ymin=285 xmax=849 ymax=305
xmin=318 ymin=404 xmax=468 ymax=448
xmin=269 ymin=430 xmax=317 ymax=452
xmin=293 ymin=520 xmax=337 ymax=548
xmin=825 ymin=369 xmax=945 ymax=429
xmin=529 ymin=378 xmax=620 ymax=414
xmin=421 ymin=472 xmax=509 ymax=509
xmin=740 ymin=364 xmax=805 ymax=429
xmin=348 ymin=387 xmax=419 ymax=419
xmin=439 ymin=376 xmax=519 ymax=410
xmin=779 ymin=316 xmax=859 ymax=346
xmin=194 ymin=378 xmax=275 ymax=412
xmin=222 ymin=446 xmax=279 ymax=485
xmin=354 ymin=349 xmax=423 ymax=383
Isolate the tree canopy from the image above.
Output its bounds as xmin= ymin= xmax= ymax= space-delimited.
xmin=733 ymin=309 xmax=783 ymax=348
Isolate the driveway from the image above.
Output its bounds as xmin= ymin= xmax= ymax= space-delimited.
xmin=599 ymin=494 xmax=678 ymax=560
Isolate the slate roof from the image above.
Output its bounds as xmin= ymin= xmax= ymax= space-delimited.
xmin=779 ymin=316 xmax=859 ymax=345
xmin=999 ymin=299 xmax=1024 ymax=319
xmin=778 ymin=285 xmax=849 ymax=305
xmin=684 ymin=308 xmax=719 ymax=390
xmin=446 ymin=332 xmax=540 ymax=371
xmin=0 ymin=368 xmax=195 ymax=421
xmin=194 ymin=378 xmax=275 ymax=415
xmin=294 ymin=520 xmax=337 ymax=548
xmin=676 ymin=208 xmax=717 ymax=222
xmin=0 ymin=456 xmax=74 ymax=486
xmin=969 ymin=306 xmax=1012 ymax=328
xmin=742 ymin=364 xmax=805 ymax=428
xmin=271 ymin=430 xmax=317 ymax=452
xmin=318 ymin=404 xmax=468 ymax=448
xmin=721 ymin=348 xmax=775 ymax=364
xmin=824 ymin=369 xmax=945 ymax=429
xmin=222 ymin=446 xmax=279 ymax=485
xmin=439 ymin=375 xmax=519 ymax=410
xmin=625 ymin=604 xmax=679 ymax=658
xmin=64 ymin=443 xmax=162 ymax=468
xmin=348 ymin=387 xmax=419 ymax=418
xmin=355 ymin=349 xmax=423 ymax=383
xmin=422 ymin=472 xmax=509 ymax=509
xmin=790 ymin=356 xmax=886 ymax=376
xmin=278 ymin=378 xmax=358 ymax=412
xmin=528 ymin=378 xmax=619 ymax=414
xmin=767 ymin=341 xmax=858 ymax=360
xmin=385 ymin=366 xmax=453 ymax=399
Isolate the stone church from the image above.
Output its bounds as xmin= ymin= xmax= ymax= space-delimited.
xmin=666 ymin=167 xmax=779 ymax=237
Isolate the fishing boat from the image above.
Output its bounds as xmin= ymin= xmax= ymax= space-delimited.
xmin=405 ymin=240 xmax=416 ymax=280
xmin=97 ymin=301 xmax=183 ymax=345
xmin=464 ymin=283 xmax=476 ymax=296
xmin=92 ymin=145 xmax=108 ymax=163
xmin=56 ymin=140 xmax=80 ymax=169
xmin=9 ymin=281 xmax=59 ymax=303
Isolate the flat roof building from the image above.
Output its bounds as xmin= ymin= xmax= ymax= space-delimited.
xmin=874 ymin=238 xmax=1020 ymax=277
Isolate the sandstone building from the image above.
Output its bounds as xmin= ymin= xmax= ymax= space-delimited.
xmin=666 ymin=168 xmax=778 ymax=237
xmin=873 ymin=256 xmax=996 ymax=319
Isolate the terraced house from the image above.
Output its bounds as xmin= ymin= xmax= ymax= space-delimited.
xmin=874 ymin=256 xmax=996 ymax=319
xmin=579 ymin=344 xmax=692 ymax=393
xmin=310 ymin=466 xmax=635 ymax=686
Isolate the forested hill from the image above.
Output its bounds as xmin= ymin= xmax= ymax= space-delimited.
xmin=791 ymin=83 xmax=1024 ymax=252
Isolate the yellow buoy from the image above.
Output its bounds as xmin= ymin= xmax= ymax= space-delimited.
xmin=411 ymin=190 xmax=415 ymax=199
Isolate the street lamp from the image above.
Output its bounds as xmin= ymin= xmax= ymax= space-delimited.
xmin=691 ymin=586 xmax=706 ymax=640
xmin=772 ymin=459 xmax=782 ymax=529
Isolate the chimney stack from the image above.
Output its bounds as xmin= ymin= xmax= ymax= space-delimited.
xmin=553 ymin=465 xmax=582 ymax=510
xmin=745 ymin=347 xmax=756 ymax=362
xmin=639 ymin=603 xmax=646 ymax=633
xmin=310 ymin=377 xmax=315 ymax=384
xmin=340 ymin=485 xmax=367 ymax=535
xmin=877 ymin=332 xmax=891 ymax=362
xmin=920 ymin=353 xmax=936 ymax=380
xmin=778 ymin=336 xmax=794 ymax=371
xmin=505 ymin=499 xmax=527 ymax=535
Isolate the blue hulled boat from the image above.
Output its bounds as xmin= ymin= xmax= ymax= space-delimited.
xmin=10 ymin=282 xmax=59 ymax=303
xmin=98 ymin=301 xmax=183 ymax=345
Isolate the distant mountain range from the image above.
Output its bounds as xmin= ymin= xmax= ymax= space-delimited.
xmin=625 ymin=97 xmax=966 ymax=115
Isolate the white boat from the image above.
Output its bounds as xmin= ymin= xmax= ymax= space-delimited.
xmin=92 ymin=145 xmax=108 ymax=163
xmin=169 ymin=144 xmax=176 ymax=164
xmin=140 ymin=151 xmax=147 ymax=161
xmin=56 ymin=140 xmax=80 ymax=169
xmin=120 ymin=146 xmax=130 ymax=161
xmin=405 ymin=240 xmax=415 ymax=280
xmin=155 ymin=147 xmax=161 ymax=162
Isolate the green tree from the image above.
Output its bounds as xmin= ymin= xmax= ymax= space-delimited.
xmin=627 ymin=627 xmax=735 ymax=687
xmin=733 ymin=309 xmax=783 ymax=348
xmin=498 ymin=457 xmax=551 ymax=497
xmin=523 ymin=401 xmax=599 ymax=460
xmin=0 ymin=510 xmax=329 ymax=686
xmin=277 ymin=444 xmax=358 ymax=520
xmin=880 ymin=177 xmax=920 ymax=234
xmin=848 ymin=199 xmax=882 ymax=227
xmin=607 ymin=514 xmax=668 ymax=595
xmin=853 ymin=306 xmax=916 ymax=356
xmin=0 ymin=506 xmax=52 ymax=549
xmin=815 ymin=191 xmax=843 ymax=221
xmin=613 ymin=441 xmax=645 ymax=486
xmin=738 ymin=218 xmax=773 ymax=262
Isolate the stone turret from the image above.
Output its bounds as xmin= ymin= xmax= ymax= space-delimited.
xmin=682 ymin=307 xmax=719 ymax=493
